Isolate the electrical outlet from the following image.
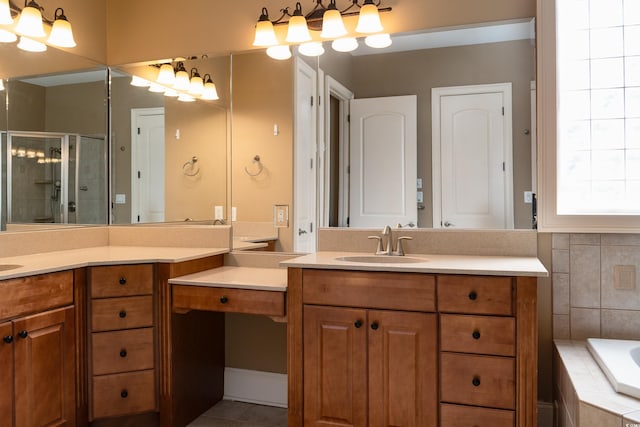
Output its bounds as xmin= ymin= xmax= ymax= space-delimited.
xmin=214 ymin=205 xmax=224 ymax=220
xmin=274 ymin=205 xmax=289 ymax=227
xmin=524 ymin=191 xmax=533 ymax=204
xmin=115 ymin=194 xmax=126 ymax=204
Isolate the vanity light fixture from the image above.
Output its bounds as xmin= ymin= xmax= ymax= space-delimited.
xmin=188 ymin=68 xmax=204 ymax=96
xmin=0 ymin=0 xmax=77 ymax=51
xmin=156 ymin=63 xmax=175 ymax=85
xmin=201 ymin=74 xmax=219 ymax=100
xmin=130 ymin=75 xmax=151 ymax=87
xmin=173 ymin=62 xmax=190 ymax=91
xmin=253 ymin=0 xmax=392 ymax=60
xmin=135 ymin=59 xmax=221 ymax=102
xmin=364 ymin=32 xmax=391 ymax=48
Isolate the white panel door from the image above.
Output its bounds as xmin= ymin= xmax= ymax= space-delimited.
xmin=349 ymin=95 xmax=417 ymax=228
xmin=132 ymin=109 xmax=165 ymax=223
xmin=433 ymin=83 xmax=513 ymax=229
xmin=294 ymin=57 xmax=317 ymax=253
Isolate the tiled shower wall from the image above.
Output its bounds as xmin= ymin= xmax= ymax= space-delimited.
xmin=552 ymin=233 xmax=640 ymax=340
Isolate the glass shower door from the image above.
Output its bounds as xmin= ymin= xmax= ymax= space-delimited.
xmin=68 ymin=135 xmax=108 ymax=224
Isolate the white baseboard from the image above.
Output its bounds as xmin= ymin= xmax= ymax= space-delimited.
xmin=539 ymin=401 xmax=554 ymax=427
xmin=223 ymin=368 xmax=287 ymax=408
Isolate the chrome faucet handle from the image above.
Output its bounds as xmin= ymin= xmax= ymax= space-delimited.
xmin=393 ymin=236 xmax=413 ymax=256
xmin=368 ymin=236 xmax=384 ymax=255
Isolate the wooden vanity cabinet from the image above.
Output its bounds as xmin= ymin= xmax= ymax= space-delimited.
xmin=0 ymin=271 xmax=76 ymax=427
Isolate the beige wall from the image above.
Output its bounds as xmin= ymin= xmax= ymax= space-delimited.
xmin=45 ymin=81 xmax=107 ymax=135
xmin=231 ymin=52 xmax=294 ymax=252
xmin=7 ymin=81 xmax=45 ymax=131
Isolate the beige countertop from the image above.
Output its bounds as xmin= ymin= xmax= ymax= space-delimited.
xmin=0 ymin=246 xmax=229 ymax=281
xmin=169 ymin=266 xmax=287 ymax=292
xmin=281 ymin=251 xmax=548 ymax=277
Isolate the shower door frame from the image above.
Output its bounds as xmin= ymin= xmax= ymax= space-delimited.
xmin=6 ymin=131 xmax=72 ymax=224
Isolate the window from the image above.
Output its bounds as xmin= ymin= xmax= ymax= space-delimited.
xmin=556 ymin=0 xmax=640 ymax=215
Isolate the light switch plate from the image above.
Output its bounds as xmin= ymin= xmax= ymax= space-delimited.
xmin=274 ymin=205 xmax=289 ymax=227
xmin=115 ymin=194 xmax=126 ymax=204
xmin=214 ymin=205 xmax=224 ymax=220
xmin=524 ymin=191 xmax=533 ymax=203
xmin=231 ymin=207 xmax=237 ymax=222
xmin=417 ymin=191 xmax=424 ymax=203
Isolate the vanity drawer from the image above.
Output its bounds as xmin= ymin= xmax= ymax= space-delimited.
xmin=440 ymin=352 xmax=515 ymax=410
xmin=172 ymin=285 xmax=285 ymax=317
xmin=440 ymin=403 xmax=514 ymax=427
xmin=91 ymin=296 xmax=154 ymax=332
xmin=92 ymin=328 xmax=154 ymax=375
xmin=302 ymin=269 xmax=436 ymax=312
xmin=437 ymin=275 xmax=512 ymax=315
xmin=0 ymin=270 xmax=73 ymax=321
xmin=92 ymin=369 xmax=156 ymax=419
xmin=440 ymin=314 xmax=515 ymax=356
xmin=90 ymin=264 xmax=153 ymax=298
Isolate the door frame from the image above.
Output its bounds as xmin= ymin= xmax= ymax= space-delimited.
xmin=431 ymin=82 xmax=514 ymax=229
xmin=320 ymin=74 xmax=354 ymax=228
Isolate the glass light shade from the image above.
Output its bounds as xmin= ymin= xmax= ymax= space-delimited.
xmin=177 ymin=94 xmax=195 ymax=102
xmin=173 ymin=69 xmax=190 ymax=91
xmin=298 ymin=41 xmax=325 ymax=57
xmin=130 ymin=75 xmax=151 ymax=87
xmin=156 ymin=64 xmax=175 ymax=85
xmin=163 ymin=89 xmax=179 ymax=97
xmin=188 ymin=75 xmax=204 ymax=95
xmin=148 ymin=83 xmax=166 ymax=93
xmin=0 ymin=0 xmax=13 ymax=25
xmin=0 ymin=29 xmax=16 ymax=43
xmin=356 ymin=3 xmax=383 ymax=34
xmin=253 ymin=20 xmax=278 ymax=46
xmin=48 ymin=18 xmax=76 ymax=48
xmin=202 ymin=82 xmax=219 ymax=100
xmin=17 ymin=36 xmax=46 ymax=52
xmin=321 ymin=9 xmax=347 ymax=38
xmin=266 ymin=45 xmax=292 ymax=60
xmin=365 ymin=33 xmax=392 ymax=48
xmin=0 ymin=79 xmax=4 ymax=91
xmin=286 ymin=15 xmax=311 ymax=43
xmin=15 ymin=5 xmax=46 ymax=38
xmin=332 ymin=37 xmax=358 ymax=52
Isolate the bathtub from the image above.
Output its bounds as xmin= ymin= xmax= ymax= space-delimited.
xmin=587 ymin=338 xmax=640 ymax=400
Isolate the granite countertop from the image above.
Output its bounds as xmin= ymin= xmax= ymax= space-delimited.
xmin=169 ymin=266 xmax=287 ymax=292
xmin=0 ymin=246 xmax=229 ymax=281
xmin=281 ymin=251 xmax=548 ymax=277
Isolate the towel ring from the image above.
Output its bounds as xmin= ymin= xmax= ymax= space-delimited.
xmin=244 ymin=155 xmax=264 ymax=177
xmin=182 ymin=156 xmax=200 ymax=177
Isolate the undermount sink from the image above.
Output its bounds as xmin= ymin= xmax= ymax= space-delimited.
xmin=336 ymin=256 xmax=428 ymax=264
xmin=0 ymin=264 xmax=23 ymax=272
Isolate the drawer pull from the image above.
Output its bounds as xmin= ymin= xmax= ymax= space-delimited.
xmin=472 ymin=376 xmax=481 ymax=387
xmin=119 ymin=277 xmax=127 ymax=285
xmin=18 ymin=330 xmax=28 ymax=339
xmin=468 ymin=291 xmax=478 ymax=301
xmin=472 ymin=330 xmax=481 ymax=340
xmin=120 ymin=390 xmax=128 ymax=398
xmin=370 ymin=322 xmax=379 ymax=330
xmin=3 ymin=335 xmax=13 ymax=344
xmin=354 ymin=320 xmax=363 ymax=328
xmin=120 ymin=349 xmax=127 ymax=358
xmin=119 ymin=310 xmax=127 ymax=318
xmin=220 ymin=296 xmax=228 ymax=304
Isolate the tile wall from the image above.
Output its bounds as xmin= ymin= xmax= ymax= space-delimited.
xmin=552 ymin=233 xmax=640 ymax=340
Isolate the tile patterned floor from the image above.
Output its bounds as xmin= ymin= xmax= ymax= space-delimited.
xmin=187 ymin=400 xmax=287 ymax=427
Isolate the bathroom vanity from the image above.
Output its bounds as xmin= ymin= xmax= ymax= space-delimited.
xmin=283 ymin=251 xmax=547 ymax=427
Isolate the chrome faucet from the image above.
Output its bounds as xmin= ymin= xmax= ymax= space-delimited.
xmin=368 ymin=225 xmax=413 ymax=256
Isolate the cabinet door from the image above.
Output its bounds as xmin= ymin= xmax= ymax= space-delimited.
xmin=0 ymin=322 xmax=13 ymax=427
xmin=304 ymin=305 xmax=367 ymax=427
xmin=368 ymin=311 xmax=438 ymax=427
xmin=13 ymin=307 xmax=75 ymax=427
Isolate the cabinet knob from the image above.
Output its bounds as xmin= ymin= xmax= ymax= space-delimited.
xmin=120 ymin=349 xmax=127 ymax=358
xmin=354 ymin=320 xmax=363 ymax=329
xmin=119 ymin=310 xmax=127 ymax=318
xmin=472 ymin=377 xmax=481 ymax=387
xmin=119 ymin=277 xmax=127 ymax=285
xmin=370 ymin=322 xmax=379 ymax=330
xmin=220 ymin=296 xmax=228 ymax=304
xmin=472 ymin=330 xmax=481 ymax=340
xmin=121 ymin=390 xmax=128 ymax=398
xmin=18 ymin=330 xmax=28 ymax=339
xmin=3 ymin=335 xmax=13 ymax=344
xmin=468 ymin=291 xmax=478 ymax=301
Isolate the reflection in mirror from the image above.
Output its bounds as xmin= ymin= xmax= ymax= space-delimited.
xmin=3 ymin=67 xmax=109 ymax=230
xmin=111 ymin=55 xmax=230 ymax=224
xmin=316 ymin=19 xmax=536 ymax=230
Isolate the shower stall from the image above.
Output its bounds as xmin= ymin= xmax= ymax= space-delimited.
xmin=4 ymin=131 xmax=108 ymax=225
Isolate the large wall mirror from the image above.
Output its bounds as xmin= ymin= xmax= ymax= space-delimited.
xmin=0 ymin=42 xmax=108 ymax=231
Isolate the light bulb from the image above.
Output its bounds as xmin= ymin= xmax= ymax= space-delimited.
xmin=266 ymin=45 xmax=292 ymax=60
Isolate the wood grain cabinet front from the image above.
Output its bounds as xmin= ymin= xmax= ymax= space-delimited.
xmin=88 ymin=264 xmax=157 ymax=421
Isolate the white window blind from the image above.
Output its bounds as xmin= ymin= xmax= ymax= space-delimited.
xmin=556 ymin=0 xmax=640 ymax=215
